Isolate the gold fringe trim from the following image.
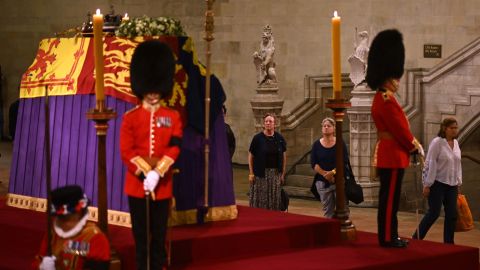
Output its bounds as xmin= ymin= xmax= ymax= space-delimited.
xmin=6 ymin=193 xmax=238 ymax=228
xmin=169 ymin=205 xmax=238 ymax=226
xmin=7 ymin=193 xmax=132 ymax=227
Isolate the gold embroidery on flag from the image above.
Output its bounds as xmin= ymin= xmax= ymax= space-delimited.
xmin=20 ymin=38 xmax=88 ymax=98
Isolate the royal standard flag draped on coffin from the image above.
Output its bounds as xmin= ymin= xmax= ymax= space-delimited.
xmin=20 ymin=36 xmax=224 ymax=130
xmin=13 ymin=36 xmax=235 ymax=226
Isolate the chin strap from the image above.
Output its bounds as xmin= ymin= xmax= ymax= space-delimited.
xmin=142 ymin=100 xmax=161 ymax=112
xmin=53 ymin=213 xmax=89 ymax=239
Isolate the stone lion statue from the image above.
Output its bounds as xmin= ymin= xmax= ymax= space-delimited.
xmin=253 ymin=25 xmax=277 ymax=86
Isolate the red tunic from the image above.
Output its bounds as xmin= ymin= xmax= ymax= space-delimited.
xmin=120 ymin=104 xmax=183 ymax=199
xmin=371 ymin=90 xmax=416 ymax=168
xmin=33 ymin=222 xmax=110 ymax=269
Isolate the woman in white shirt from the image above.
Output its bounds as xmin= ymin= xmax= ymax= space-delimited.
xmin=412 ymin=117 xmax=462 ymax=244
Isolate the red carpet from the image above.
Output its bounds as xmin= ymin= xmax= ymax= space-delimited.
xmin=183 ymin=231 xmax=479 ymax=270
xmin=0 ymin=199 xmax=478 ymax=269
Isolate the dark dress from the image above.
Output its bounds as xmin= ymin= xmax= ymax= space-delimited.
xmin=248 ymin=131 xmax=286 ymax=210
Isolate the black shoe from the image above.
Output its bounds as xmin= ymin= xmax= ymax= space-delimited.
xmin=380 ymin=239 xmax=408 ymax=248
xmin=398 ymin=238 xmax=409 ymax=245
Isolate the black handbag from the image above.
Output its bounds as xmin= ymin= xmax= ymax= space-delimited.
xmin=344 ymin=159 xmax=364 ymax=204
xmin=310 ymin=180 xmax=321 ymax=201
xmin=280 ymin=188 xmax=289 ymax=211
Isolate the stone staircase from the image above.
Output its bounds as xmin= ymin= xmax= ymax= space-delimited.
xmin=279 ymin=74 xmax=353 ymax=200
xmin=438 ymin=87 xmax=480 ymax=116
xmin=284 ymin=163 xmax=316 ymax=199
xmin=438 ymin=87 xmax=480 ymax=143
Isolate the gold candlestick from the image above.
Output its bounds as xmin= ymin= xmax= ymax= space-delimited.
xmin=326 ymin=98 xmax=356 ymax=241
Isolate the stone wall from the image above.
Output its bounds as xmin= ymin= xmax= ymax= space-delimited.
xmin=0 ymin=0 xmax=479 ymax=164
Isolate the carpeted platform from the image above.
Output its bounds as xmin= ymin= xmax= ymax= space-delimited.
xmin=0 ymin=199 xmax=340 ymax=269
xmin=1 ymin=199 xmax=478 ymax=269
xmin=182 ymin=230 xmax=479 ymax=270
xmin=170 ymin=206 xmax=341 ymax=266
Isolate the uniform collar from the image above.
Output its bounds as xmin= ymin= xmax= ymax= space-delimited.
xmin=379 ymin=79 xmax=399 ymax=92
xmin=54 ymin=213 xmax=89 ymax=239
xmin=379 ymin=79 xmax=399 ymax=98
xmin=142 ymin=100 xmax=161 ymax=112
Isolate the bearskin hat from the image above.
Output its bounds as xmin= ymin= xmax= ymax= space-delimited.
xmin=365 ymin=29 xmax=405 ymax=90
xmin=50 ymin=185 xmax=89 ymax=216
xmin=130 ymin=40 xmax=175 ymax=99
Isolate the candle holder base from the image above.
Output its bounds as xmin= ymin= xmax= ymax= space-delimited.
xmin=86 ymin=106 xmax=116 ymax=234
xmin=340 ymin=221 xmax=357 ymax=241
xmin=326 ymin=98 xmax=356 ymax=242
xmin=109 ymin=249 xmax=122 ymax=270
xmin=86 ymin=106 xmax=120 ymax=266
xmin=334 ymin=208 xmax=357 ymax=241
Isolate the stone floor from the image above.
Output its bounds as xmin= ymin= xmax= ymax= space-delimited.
xmin=1 ymin=140 xmax=479 ymax=255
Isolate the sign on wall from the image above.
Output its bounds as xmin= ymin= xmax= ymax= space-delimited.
xmin=424 ymin=44 xmax=442 ymax=58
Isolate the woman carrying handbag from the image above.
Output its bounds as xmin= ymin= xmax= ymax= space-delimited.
xmin=412 ymin=117 xmax=462 ymax=244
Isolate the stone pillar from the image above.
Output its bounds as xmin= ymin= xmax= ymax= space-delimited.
xmin=250 ymin=83 xmax=284 ymax=131
xmin=347 ymin=83 xmax=379 ymax=207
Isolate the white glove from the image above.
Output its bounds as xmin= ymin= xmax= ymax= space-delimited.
xmin=418 ymin=143 xmax=425 ymax=157
xmin=39 ymin=256 xmax=56 ymax=270
xmin=143 ymin=170 xmax=160 ymax=192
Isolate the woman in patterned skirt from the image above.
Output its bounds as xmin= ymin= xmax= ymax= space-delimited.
xmin=248 ymin=113 xmax=287 ymax=210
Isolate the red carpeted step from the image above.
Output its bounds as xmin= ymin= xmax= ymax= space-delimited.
xmin=181 ymin=231 xmax=479 ymax=270
xmin=170 ymin=206 xmax=341 ymax=265
xmin=0 ymin=200 xmax=340 ymax=269
xmin=5 ymin=200 xmax=476 ymax=270
xmin=0 ymin=199 xmax=46 ymax=269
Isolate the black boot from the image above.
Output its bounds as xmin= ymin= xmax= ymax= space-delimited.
xmin=380 ymin=238 xmax=408 ymax=248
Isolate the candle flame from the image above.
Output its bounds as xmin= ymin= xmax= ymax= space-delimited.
xmin=96 ymin=9 xmax=101 ymax=15
xmin=334 ymin=10 xmax=338 ymax=17
xmin=124 ymin=13 xmax=128 ymax=18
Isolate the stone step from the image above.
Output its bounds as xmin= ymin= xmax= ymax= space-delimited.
xmin=453 ymin=96 xmax=470 ymax=106
xmin=283 ymin=186 xmax=315 ymax=199
xmin=467 ymin=87 xmax=480 ymax=96
xmin=285 ymin=174 xmax=313 ymax=188
xmin=438 ymin=103 xmax=455 ymax=114
xmin=295 ymin=164 xmax=315 ymax=176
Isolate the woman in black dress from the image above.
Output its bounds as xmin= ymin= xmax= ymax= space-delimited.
xmin=248 ymin=113 xmax=287 ymax=210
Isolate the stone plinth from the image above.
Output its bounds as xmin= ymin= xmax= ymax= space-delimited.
xmin=250 ymin=83 xmax=284 ymax=131
xmin=347 ymin=83 xmax=379 ymax=207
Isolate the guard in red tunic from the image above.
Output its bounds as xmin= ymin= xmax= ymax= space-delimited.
xmin=120 ymin=40 xmax=182 ymax=269
xmin=33 ymin=185 xmax=110 ymax=270
xmin=366 ymin=29 xmax=424 ymax=248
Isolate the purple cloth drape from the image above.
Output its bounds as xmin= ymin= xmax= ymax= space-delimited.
xmin=9 ymin=94 xmax=235 ymax=212
xmin=9 ymin=95 xmax=132 ymax=210
xmin=173 ymin=113 xmax=235 ymax=211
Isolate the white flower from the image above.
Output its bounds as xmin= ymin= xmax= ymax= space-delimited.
xmin=115 ymin=16 xmax=185 ymax=37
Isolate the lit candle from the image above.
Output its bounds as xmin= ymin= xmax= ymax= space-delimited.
xmin=93 ymin=9 xmax=105 ymax=105
xmin=122 ymin=13 xmax=129 ymax=22
xmin=331 ymin=10 xmax=342 ymax=99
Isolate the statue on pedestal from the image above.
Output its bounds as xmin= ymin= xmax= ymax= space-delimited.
xmin=348 ymin=29 xmax=370 ymax=87
xmin=253 ymin=25 xmax=277 ymax=86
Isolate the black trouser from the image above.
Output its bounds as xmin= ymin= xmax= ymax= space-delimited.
xmin=377 ymin=168 xmax=404 ymax=244
xmin=128 ymin=196 xmax=169 ymax=270
xmin=413 ymin=181 xmax=458 ymax=243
